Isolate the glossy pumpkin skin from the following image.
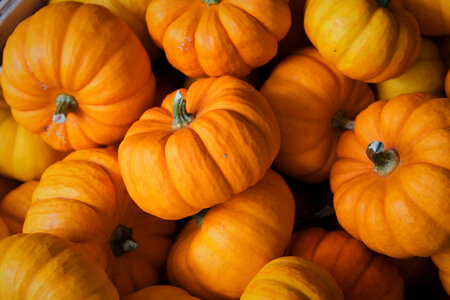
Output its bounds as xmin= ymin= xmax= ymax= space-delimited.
xmin=119 ymin=76 xmax=280 ymax=220
xmin=167 ymin=169 xmax=295 ymax=299
xmin=261 ymin=47 xmax=374 ymax=183
xmin=0 ymin=93 xmax=65 ymax=181
xmin=1 ymin=2 xmax=155 ymax=151
xmin=0 ymin=180 xmax=37 ymax=234
xmin=240 ymin=256 xmax=344 ymax=300
xmin=146 ymin=0 xmax=291 ymax=77
xmin=0 ymin=233 xmax=119 ymax=299
xmin=123 ymin=285 xmax=201 ymax=300
xmin=304 ymin=0 xmax=421 ymax=83
xmin=286 ymin=228 xmax=404 ymax=300
xmin=432 ymin=248 xmax=450 ymax=295
xmin=49 ymin=0 xmax=161 ymax=60
xmin=400 ymin=0 xmax=450 ymax=36
xmin=375 ymin=37 xmax=447 ymax=99
xmin=330 ymin=92 xmax=450 ymax=258
xmin=23 ymin=147 xmax=176 ymax=296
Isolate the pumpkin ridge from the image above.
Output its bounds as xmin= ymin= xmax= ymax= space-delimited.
xmin=249 ymin=277 xmax=312 ymax=298
xmin=346 ymin=252 xmax=375 ymax=298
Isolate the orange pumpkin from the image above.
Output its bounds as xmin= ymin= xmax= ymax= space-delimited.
xmin=123 ymin=285 xmax=200 ymax=300
xmin=1 ymin=2 xmax=155 ymax=151
xmin=167 ymin=169 xmax=295 ymax=299
xmin=23 ymin=146 xmax=176 ymax=296
xmin=400 ymin=0 xmax=450 ymax=36
xmin=432 ymin=247 xmax=450 ymax=295
xmin=330 ymin=92 xmax=450 ymax=258
xmin=0 ymin=233 xmax=119 ymax=299
xmin=260 ymin=47 xmax=374 ymax=183
xmin=304 ymin=0 xmax=421 ymax=83
xmin=240 ymin=256 xmax=344 ymax=300
xmin=146 ymin=0 xmax=291 ymax=77
xmin=119 ymin=76 xmax=280 ymax=220
xmin=286 ymin=228 xmax=404 ymax=300
xmin=0 ymin=180 xmax=37 ymax=234
xmin=375 ymin=37 xmax=447 ymax=99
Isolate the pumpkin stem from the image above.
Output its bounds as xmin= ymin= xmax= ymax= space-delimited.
xmin=53 ymin=94 xmax=78 ymax=124
xmin=376 ymin=0 xmax=390 ymax=8
xmin=192 ymin=208 xmax=209 ymax=227
xmin=202 ymin=0 xmax=222 ymax=4
xmin=332 ymin=111 xmax=354 ymax=130
xmin=294 ymin=205 xmax=335 ymax=231
xmin=110 ymin=224 xmax=137 ymax=257
xmin=172 ymin=90 xmax=195 ymax=129
xmin=366 ymin=141 xmax=400 ymax=176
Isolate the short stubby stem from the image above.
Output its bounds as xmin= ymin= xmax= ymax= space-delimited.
xmin=110 ymin=224 xmax=137 ymax=257
xmin=376 ymin=0 xmax=390 ymax=8
xmin=53 ymin=93 xmax=78 ymax=124
xmin=332 ymin=111 xmax=354 ymax=130
xmin=192 ymin=208 xmax=209 ymax=227
xmin=366 ymin=141 xmax=400 ymax=176
xmin=202 ymin=0 xmax=222 ymax=4
xmin=172 ymin=90 xmax=195 ymax=129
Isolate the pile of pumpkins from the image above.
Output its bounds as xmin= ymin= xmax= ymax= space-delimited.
xmin=0 ymin=0 xmax=449 ymax=299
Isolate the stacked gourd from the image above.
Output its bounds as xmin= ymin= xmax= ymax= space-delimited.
xmin=0 ymin=0 xmax=448 ymax=299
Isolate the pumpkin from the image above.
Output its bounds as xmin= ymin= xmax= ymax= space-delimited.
xmin=0 ymin=233 xmax=119 ymax=299
xmin=240 ymin=256 xmax=344 ymax=300
xmin=23 ymin=146 xmax=176 ymax=296
xmin=432 ymin=247 xmax=450 ymax=295
xmin=304 ymin=0 xmax=421 ymax=83
xmin=375 ymin=37 xmax=447 ymax=99
xmin=400 ymin=0 xmax=450 ymax=36
xmin=49 ymin=0 xmax=161 ymax=60
xmin=1 ymin=2 xmax=155 ymax=151
xmin=118 ymin=76 xmax=280 ymax=220
xmin=330 ymin=92 xmax=450 ymax=258
xmin=145 ymin=0 xmax=291 ymax=77
xmin=0 ymin=89 xmax=66 ymax=181
xmin=260 ymin=47 xmax=374 ymax=183
xmin=123 ymin=285 xmax=200 ymax=300
xmin=167 ymin=169 xmax=295 ymax=299
xmin=286 ymin=228 xmax=404 ymax=300
xmin=0 ymin=180 xmax=37 ymax=234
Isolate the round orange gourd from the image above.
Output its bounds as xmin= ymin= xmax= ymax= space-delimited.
xmin=118 ymin=76 xmax=280 ymax=220
xmin=23 ymin=147 xmax=176 ymax=296
xmin=432 ymin=248 xmax=450 ymax=295
xmin=146 ymin=0 xmax=291 ymax=77
xmin=0 ymin=91 xmax=65 ymax=181
xmin=0 ymin=233 xmax=119 ymax=299
xmin=304 ymin=0 xmax=421 ymax=83
xmin=167 ymin=169 xmax=295 ymax=299
xmin=0 ymin=180 xmax=37 ymax=234
xmin=286 ymin=228 xmax=404 ymax=300
xmin=240 ymin=256 xmax=344 ymax=300
xmin=261 ymin=47 xmax=374 ymax=182
xmin=49 ymin=0 xmax=161 ymax=60
xmin=123 ymin=285 xmax=200 ymax=300
xmin=1 ymin=2 xmax=155 ymax=151
xmin=330 ymin=92 xmax=450 ymax=258
xmin=400 ymin=0 xmax=450 ymax=36
xmin=375 ymin=37 xmax=447 ymax=99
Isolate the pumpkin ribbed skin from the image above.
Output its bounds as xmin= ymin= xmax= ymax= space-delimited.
xmin=375 ymin=37 xmax=448 ymax=99
xmin=0 ymin=180 xmax=37 ymax=234
xmin=240 ymin=256 xmax=344 ymax=300
xmin=0 ymin=233 xmax=119 ymax=300
xmin=119 ymin=76 xmax=280 ymax=220
xmin=123 ymin=285 xmax=201 ymax=300
xmin=167 ymin=169 xmax=295 ymax=299
xmin=286 ymin=228 xmax=404 ymax=300
xmin=432 ymin=248 xmax=450 ymax=295
xmin=23 ymin=147 xmax=176 ymax=296
xmin=1 ymin=2 xmax=155 ymax=151
xmin=304 ymin=0 xmax=421 ymax=83
xmin=330 ymin=92 xmax=450 ymax=258
xmin=146 ymin=0 xmax=291 ymax=77
xmin=400 ymin=0 xmax=450 ymax=36
xmin=260 ymin=47 xmax=374 ymax=183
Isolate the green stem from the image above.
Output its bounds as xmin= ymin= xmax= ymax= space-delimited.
xmin=366 ymin=141 xmax=400 ymax=176
xmin=202 ymin=0 xmax=221 ymax=4
xmin=332 ymin=111 xmax=354 ymax=130
xmin=192 ymin=208 xmax=209 ymax=227
xmin=376 ymin=0 xmax=390 ymax=8
xmin=53 ymin=94 xmax=78 ymax=124
xmin=172 ymin=90 xmax=195 ymax=129
xmin=110 ymin=224 xmax=137 ymax=257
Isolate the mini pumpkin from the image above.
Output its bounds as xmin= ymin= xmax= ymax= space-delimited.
xmin=1 ymin=2 xmax=155 ymax=151
xmin=119 ymin=76 xmax=280 ymax=220
xmin=123 ymin=285 xmax=200 ymax=300
xmin=330 ymin=92 xmax=450 ymax=258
